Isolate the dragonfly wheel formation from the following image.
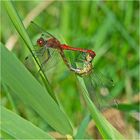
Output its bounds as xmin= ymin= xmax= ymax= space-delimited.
xmin=28 ymin=21 xmax=96 ymax=77
xmin=36 ymin=36 xmax=96 ymax=76
xmin=25 ymin=22 xmax=115 ymax=110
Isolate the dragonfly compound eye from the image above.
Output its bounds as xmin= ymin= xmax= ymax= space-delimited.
xmin=37 ymin=38 xmax=45 ymax=47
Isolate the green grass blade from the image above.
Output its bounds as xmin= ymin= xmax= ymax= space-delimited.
xmin=1 ymin=131 xmax=14 ymax=139
xmin=112 ymin=103 xmax=139 ymax=112
xmin=1 ymin=43 xmax=73 ymax=135
xmin=0 ymin=106 xmax=54 ymax=139
xmin=3 ymin=0 xmax=57 ymax=101
xmin=75 ymin=114 xmax=90 ymax=139
xmin=2 ymin=84 xmax=18 ymax=113
xmin=99 ymin=2 xmax=138 ymax=51
xmin=77 ymin=76 xmax=124 ymax=139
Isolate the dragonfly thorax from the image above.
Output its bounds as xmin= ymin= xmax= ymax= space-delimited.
xmin=47 ymin=38 xmax=61 ymax=49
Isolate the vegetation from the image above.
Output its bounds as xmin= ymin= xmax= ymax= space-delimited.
xmin=1 ymin=1 xmax=139 ymax=139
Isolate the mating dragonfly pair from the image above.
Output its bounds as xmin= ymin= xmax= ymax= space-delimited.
xmin=27 ymin=21 xmax=96 ymax=77
xmin=26 ymin=21 xmax=113 ymax=86
xmin=25 ymin=22 xmax=115 ymax=109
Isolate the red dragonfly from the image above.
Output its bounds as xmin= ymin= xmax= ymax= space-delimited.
xmin=25 ymin=22 xmax=115 ymax=110
xmin=29 ymin=21 xmax=96 ymax=77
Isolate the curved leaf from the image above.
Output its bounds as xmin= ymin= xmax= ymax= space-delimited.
xmin=1 ymin=106 xmax=54 ymax=139
xmin=77 ymin=76 xmax=124 ymax=139
xmin=1 ymin=44 xmax=73 ymax=135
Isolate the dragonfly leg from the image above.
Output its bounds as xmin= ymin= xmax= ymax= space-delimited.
xmin=59 ymin=50 xmax=82 ymax=73
xmin=35 ymin=48 xmax=46 ymax=56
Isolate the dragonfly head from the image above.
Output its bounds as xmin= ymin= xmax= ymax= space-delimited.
xmin=87 ymin=50 xmax=96 ymax=59
xmin=37 ymin=37 xmax=46 ymax=47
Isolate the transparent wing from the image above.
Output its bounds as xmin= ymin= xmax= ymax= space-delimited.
xmin=70 ymin=50 xmax=116 ymax=110
xmin=29 ymin=21 xmax=56 ymax=39
xmin=24 ymin=46 xmax=60 ymax=76
xmin=24 ymin=45 xmax=46 ymax=73
xmin=90 ymin=68 xmax=114 ymax=88
xmin=39 ymin=48 xmax=61 ymax=74
xmin=83 ymin=68 xmax=116 ymax=111
xmin=75 ymin=51 xmax=87 ymax=63
xmin=74 ymin=51 xmax=114 ymax=87
xmin=63 ymin=50 xmax=88 ymax=70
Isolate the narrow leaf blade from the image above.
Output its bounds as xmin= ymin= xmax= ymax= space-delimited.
xmin=1 ymin=106 xmax=54 ymax=139
xmin=1 ymin=43 xmax=73 ymax=135
xmin=77 ymin=76 xmax=124 ymax=139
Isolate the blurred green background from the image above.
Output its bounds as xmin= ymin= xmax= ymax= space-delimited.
xmin=1 ymin=0 xmax=139 ymax=139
